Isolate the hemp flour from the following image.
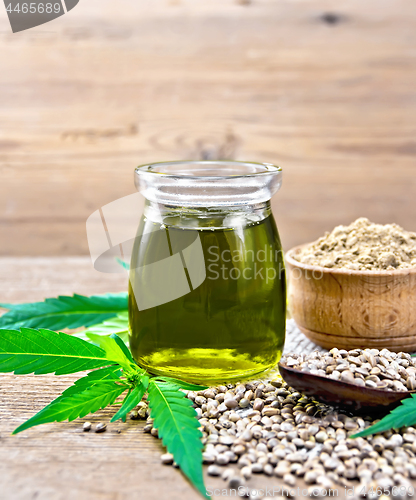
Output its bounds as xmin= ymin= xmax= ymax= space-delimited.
xmin=294 ymin=218 xmax=416 ymax=271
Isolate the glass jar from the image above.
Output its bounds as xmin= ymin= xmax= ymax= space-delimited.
xmin=128 ymin=160 xmax=286 ymax=384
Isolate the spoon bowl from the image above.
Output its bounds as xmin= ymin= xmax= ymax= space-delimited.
xmin=278 ymin=362 xmax=416 ymax=412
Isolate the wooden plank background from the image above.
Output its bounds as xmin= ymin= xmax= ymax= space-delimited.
xmin=1 ymin=0 xmax=416 ymax=256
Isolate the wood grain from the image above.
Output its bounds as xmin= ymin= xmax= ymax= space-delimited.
xmin=1 ymin=0 xmax=416 ymax=255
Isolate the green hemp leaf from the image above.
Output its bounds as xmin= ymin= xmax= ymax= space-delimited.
xmin=148 ymin=379 xmax=208 ymax=499
xmin=0 ymin=293 xmax=128 ymax=330
xmin=153 ymin=376 xmax=208 ymax=391
xmin=0 ymin=328 xmax=111 ymax=375
xmin=86 ymin=332 xmax=136 ymax=373
xmin=75 ymin=312 xmax=129 ymax=345
xmin=111 ymin=374 xmax=149 ymax=423
xmin=61 ymin=366 xmax=124 ymax=396
xmin=0 ymin=326 xmax=208 ymax=498
xmin=352 ymin=394 xmax=416 ymax=438
xmin=13 ymin=379 xmax=129 ymax=434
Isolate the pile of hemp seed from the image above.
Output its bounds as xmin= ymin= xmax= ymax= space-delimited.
xmin=294 ymin=218 xmax=416 ymax=271
xmin=132 ymin=348 xmax=416 ymax=498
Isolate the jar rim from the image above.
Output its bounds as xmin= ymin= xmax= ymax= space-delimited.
xmin=135 ymin=160 xmax=281 ymax=179
xmin=135 ymin=160 xmax=282 ymax=207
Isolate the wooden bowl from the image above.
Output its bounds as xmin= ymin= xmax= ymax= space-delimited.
xmin=285 ymin=245 xmax=416 ymax=352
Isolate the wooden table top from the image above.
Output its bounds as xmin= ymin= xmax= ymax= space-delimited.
xmin=0 ymin=257 xmax=326 ymax=500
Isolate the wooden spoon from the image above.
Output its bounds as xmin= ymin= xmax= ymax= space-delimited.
xmin=278 ymin=362 xmax=416 ymax=413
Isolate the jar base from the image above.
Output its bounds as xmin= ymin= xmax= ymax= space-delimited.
xmin=136 ymin=348 xmax=282 ymax=384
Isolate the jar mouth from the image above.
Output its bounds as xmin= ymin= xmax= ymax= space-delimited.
xmin=135 ymin=160 xmax=281 ymax=179
xmin=135 ymin=160 xmax=282 ymax=207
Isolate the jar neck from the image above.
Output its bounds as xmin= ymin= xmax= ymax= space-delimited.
xmin=143 ymin=200 xmax=272 ymax=230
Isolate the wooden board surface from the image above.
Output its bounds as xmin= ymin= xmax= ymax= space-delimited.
xmin=0 ymin=257 xmax=324 ymax=500
xmin=1 ymin=0 xmax=416 ymax=255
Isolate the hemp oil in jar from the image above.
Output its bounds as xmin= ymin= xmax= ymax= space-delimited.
xmin=128 ymin=161 xmax=286 ymax=384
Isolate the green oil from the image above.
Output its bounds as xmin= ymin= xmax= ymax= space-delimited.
xmin=128 ymin=213 xmax=286 ymax=384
